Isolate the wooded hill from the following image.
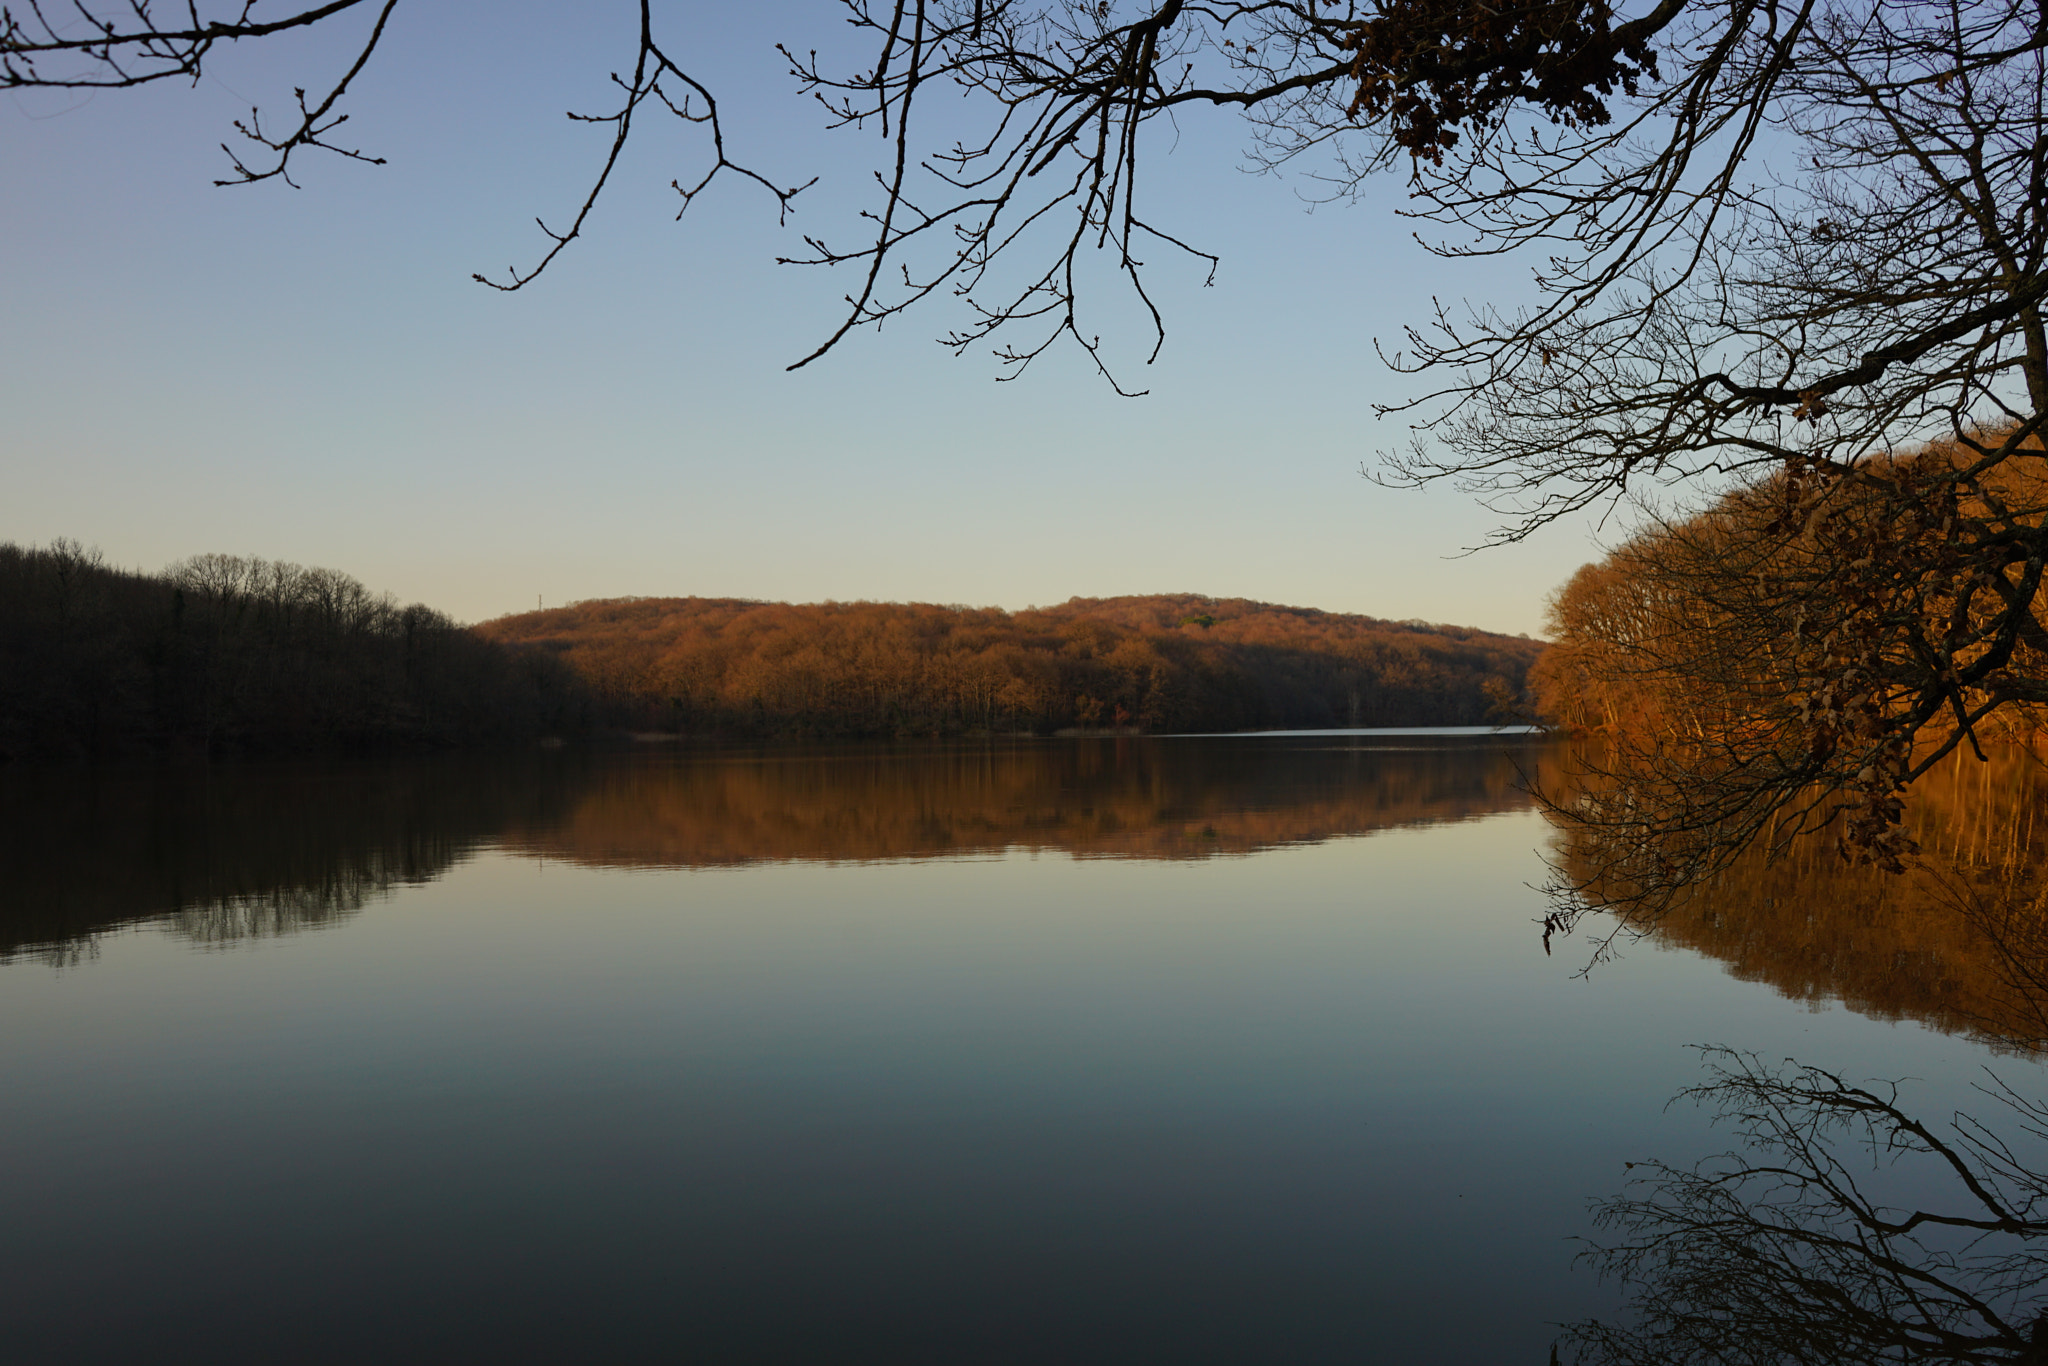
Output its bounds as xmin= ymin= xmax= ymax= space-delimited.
xmin=0 ymin=540 xmax=592 ymax=760
xmin=476 ymin=593 xmax=1543 ymax=738
xmin=1529 ymin=434 xmax=2048 ymax=746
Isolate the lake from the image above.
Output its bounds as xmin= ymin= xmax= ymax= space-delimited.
xmin=2 ymin=733 xmax=2040 ymax=1363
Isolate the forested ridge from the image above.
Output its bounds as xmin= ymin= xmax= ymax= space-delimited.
xmin=477 ymin=593 xmax=1544 ymax=738
xmin=1525 ymin=431 xmax=2048 ymax=949
xmin=1 ymin=537 xmax=1541 ymax=756
xmin=0 ymin=541 xmax=591 ymax=760
xmin=1529 ymin=436 xmax=2048 ymax=749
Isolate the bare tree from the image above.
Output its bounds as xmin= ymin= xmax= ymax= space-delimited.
xmin=1531 ymin=427 xmax=2048 ymax=944
xmin=1401 ymin=0 xmax=2048 ymax=918
xmin=9 ymin=3 xmax=2038 ymax=437
xmin=15 ymin=2 xmax=2048 ymax=882
xmin=1 ymin=1 xmax=1691 ymax=389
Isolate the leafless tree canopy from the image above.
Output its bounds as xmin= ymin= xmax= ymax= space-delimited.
xmin=1 ymin=0 xmax=1700 ymax=391
xmin=15 ymin=2 xmax=2048 ymax=897
xmin=6 ymin=1 xmax=2038 ymax=429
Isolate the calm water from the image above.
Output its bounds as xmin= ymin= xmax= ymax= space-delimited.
xmin=1 ymin=735 xmax=2037 ymax=1363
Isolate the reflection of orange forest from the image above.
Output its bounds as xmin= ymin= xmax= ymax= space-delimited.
xmin=498 ymin=740 xmax=1539 ymax=869
xmin=1543 ymin=742 xmax=2048 ymax=1052
xmin=1 ymin=741 xmax=1542 ymax=964
xmin=477 ymin=594 xmax=1543 ymax=737
xmin=1525 ymin=434 xmax=2048 ymax=1050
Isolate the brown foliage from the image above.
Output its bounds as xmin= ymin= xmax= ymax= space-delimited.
xmin=498 ymin=737 xmax=1535 ymax=870
xmin=1530 ymin=432 xmax=2048 ymax=898
xmin=476 ymin=593 xmax=1544 ymax=739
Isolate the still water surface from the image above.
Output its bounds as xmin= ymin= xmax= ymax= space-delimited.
xmin=0 ymin=734 xmax=2035 ymax=1363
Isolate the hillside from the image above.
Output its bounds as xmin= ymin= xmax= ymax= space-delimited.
xmin=477 ymin=593 xmax=1545 ymax=737
xmin=0 ymin=541 xmax=592 ymax=760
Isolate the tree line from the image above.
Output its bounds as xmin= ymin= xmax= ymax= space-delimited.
xmin=1534 ymin=436 xmax=2048 ymax=751
xmin=475 ymin=593 xmax=1544 ymax=739
xmin=1525 ymin=431 xmax=2048 ymax=926
xmin=0 ymin=540 xmax=592 ymax=760
xmin=0 ymin=539 xmax=1540 ymax=756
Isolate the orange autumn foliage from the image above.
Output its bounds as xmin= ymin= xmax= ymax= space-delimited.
xmin=475 ymin=593 xmax=1545 ymax=737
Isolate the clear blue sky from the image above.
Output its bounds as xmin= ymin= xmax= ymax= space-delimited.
xmin=2 ymin=2 xmax=1609 ymax=636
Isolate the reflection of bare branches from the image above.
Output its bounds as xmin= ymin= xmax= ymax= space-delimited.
xmin=2 ymin=869 xmax=383 ymax=963
xmin=1561 ymin=1048 xmax=2048 ymax=1365
xmin=166 ymin=880 xmax=376 ymax=948
xmin=19 ymin=937 xmax=103 ymax=972
xmin=5 ymin=884 xmax=372 ymax=965
xmin=1920 ymin=869 xmax=2048 ymax=1056
xmin=0 ymin=758 xmax=575 ymax=967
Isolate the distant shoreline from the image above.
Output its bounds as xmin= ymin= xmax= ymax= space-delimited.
xmin=607 ymin=724 xmax=1553 ymax=746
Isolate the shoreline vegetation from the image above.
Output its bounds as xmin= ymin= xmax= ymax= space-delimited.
xmin=477 ymin=592 xmax=1544 ymax=739
xmin=0 ymin=541 xmax=592 ymax=761
xmin=0 ymin=540 xmax=1545 ymax=759
xmin=1519 ymin=434 xmax=2048 ymax=1052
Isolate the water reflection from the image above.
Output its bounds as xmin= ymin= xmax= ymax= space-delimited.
xmin=1542 ymin=744 xmax=2048 ymax=1053
xmin=0 ymin=759 xmax=581 ymax=964
xmin=501 ymin=734 xmax=1537 ymax=869
xmin=1560 ymin=1048 xmax=2048 ymax=1365
xmin=0 ymin=734 xmax=1539 ymax=965
xmin=1542 ymin=746 xmax=2048 ymax=1362
xmin=3 ymin=733 xmax=2042 ymax=1364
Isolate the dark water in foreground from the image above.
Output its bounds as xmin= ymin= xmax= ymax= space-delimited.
xmin=0 ymin=734 xmax=2036 ymax=1363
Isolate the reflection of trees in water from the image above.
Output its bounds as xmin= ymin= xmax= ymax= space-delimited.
xmin=166 ymin=870 xmax=402 ymax=948
xmin=29 ymin=887 xmax=381 ymax=970
xmin=497 ymin=737 xmax=1542 ymax=869
xmin=1561 ymin=1049 xmax=2048 ymax=1365
xmin=0 ymin=757 xmax=587 ymax=965
xmin=1546 ymin=742 xmax=2048 ymax=1361
xmin=1542 ymin=742 xmax=2048 ymax=1052
xmin=2 ymin=738 xmax=1544 ymax=964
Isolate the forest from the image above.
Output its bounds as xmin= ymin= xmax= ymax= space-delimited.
xmin=1526 ymin=430 xmax=2048 ymax=1033
xmin=1 ymin=542 xmax=1542 ymax=756
xmin=1520 ymin=431 xmax=2048 ymax=911
xmin=0 ymin=540 xmax=592 ymax=760
xmin=475 ymin=593 xmax=1544 ymax=738
xmin=1529 ymin=434 xmax=2048 ymax=749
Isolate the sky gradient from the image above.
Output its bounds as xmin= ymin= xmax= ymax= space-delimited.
xmin=3 ymin=2 xmax=1613 ymax=636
